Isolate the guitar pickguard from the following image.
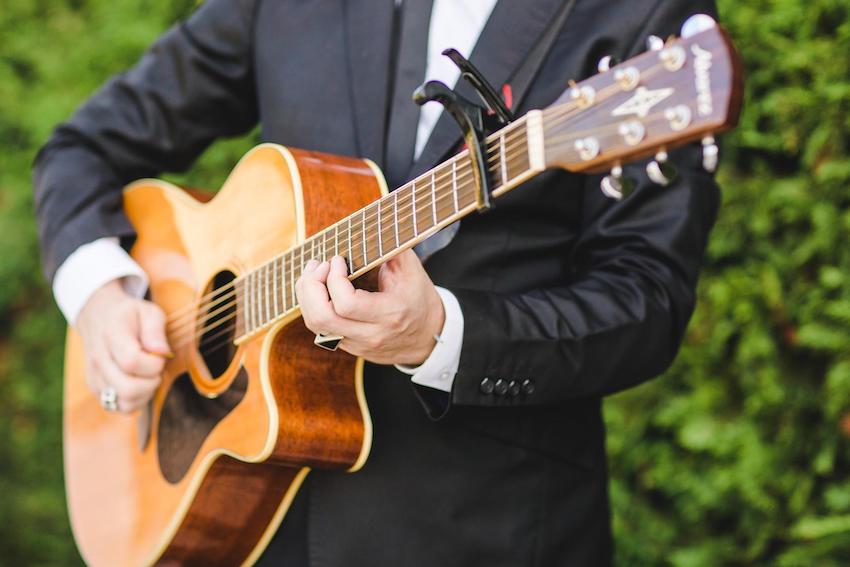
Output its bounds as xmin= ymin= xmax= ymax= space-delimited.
xmin=157 ymin=367 xmax=248 ymax=484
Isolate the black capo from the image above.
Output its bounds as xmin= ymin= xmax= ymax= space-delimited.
xmin=412 ymin=49 xmax=513 ymax=212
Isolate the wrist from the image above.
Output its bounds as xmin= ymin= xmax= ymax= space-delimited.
xmin=406 ymin=289 xmax=446 ymax=366
xmin=78 ymin=279 xmax=129 ymax=324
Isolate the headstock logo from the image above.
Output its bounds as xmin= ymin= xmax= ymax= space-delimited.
xmin=611 ymin=87 xmax=674 ymax=119
xmin=692 ymin=43 xmax=713 ymax=116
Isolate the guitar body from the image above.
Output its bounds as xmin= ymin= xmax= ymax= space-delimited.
xmin=63 ymin=144 xmax=383 ymax=566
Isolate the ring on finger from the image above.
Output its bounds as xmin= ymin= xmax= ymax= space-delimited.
xmin=100 ymin=387 xmax=119 ymax=412
xmin=314 ymin=331 xmax=344 ymax=352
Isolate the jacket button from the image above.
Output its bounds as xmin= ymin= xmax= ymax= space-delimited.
xmin=479 ymin=378 xmax=495 ymax=394
xmin=521 ymin=379 xmax=536 ymax=395
xmin=494 ymin=379 xmax=509 ymax=396
xmin=508 ymin=380 xmax=520 ymax=396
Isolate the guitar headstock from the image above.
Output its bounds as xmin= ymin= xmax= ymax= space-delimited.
xmin=541 ymin=14 xmax=743 ymax=198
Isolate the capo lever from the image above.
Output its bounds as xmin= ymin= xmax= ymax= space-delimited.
xmin=442 ymin=48 xmax=514 ymax=126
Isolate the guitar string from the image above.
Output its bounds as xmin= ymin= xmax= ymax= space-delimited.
xmin=163 ymin=128 xmax=533 ymax=336
xmin=162 ymin=121 xmax=531 ymax=330
xmin=168 ymin=58 xmax=683 ymax=349
xmin=175 ymin=167 xmax=494 ymax=351
xmin=164 ymin=145 xmax=515 ymax=337
xmin=184 ymin=173 xmax=488 ymax=357
xmin=172 ymin=137 xmax=540 ymax=348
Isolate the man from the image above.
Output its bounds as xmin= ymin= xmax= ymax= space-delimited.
xmin=33 ymin=0 xmax=720 ymax=564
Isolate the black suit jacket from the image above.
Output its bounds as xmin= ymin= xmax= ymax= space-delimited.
xmin=33 ymin=0 xmax=719 ymax=565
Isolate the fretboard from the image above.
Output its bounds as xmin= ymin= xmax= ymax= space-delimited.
xmin=234 ymin=111 xmax=545 ymax=342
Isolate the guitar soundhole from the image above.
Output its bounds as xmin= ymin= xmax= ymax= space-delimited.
xmin=198 ymin=270 xmax=237 ymax=379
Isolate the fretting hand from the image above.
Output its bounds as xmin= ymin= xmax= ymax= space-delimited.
xmin=295 ymin=250 xmax=445 ymax=366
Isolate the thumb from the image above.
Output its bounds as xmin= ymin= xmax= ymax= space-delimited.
xmin=136 ymin=301 xmax=171 ymax=356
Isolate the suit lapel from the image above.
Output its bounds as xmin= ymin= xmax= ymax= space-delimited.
xmin=343 ymin=0 xmax=397 ymax=165
xmin=408 ymin=0 xmax=565 ymax=179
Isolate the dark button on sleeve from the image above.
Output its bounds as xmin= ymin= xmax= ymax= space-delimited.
xmin=521 ymin=379 xmax=536 ymax=395
xmin=494 ymin=379 xmax=508 ymax=396
xmin=508 ymin=380 xmax=520 ymax=396
xmin=479 ymin=377 xmax=495 ymax=394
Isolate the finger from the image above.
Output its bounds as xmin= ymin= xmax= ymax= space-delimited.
xmin=297 ymin=261 xmax=339 ymax=327
xmin=100 ymin=354 xmax=160 ymax=413
xmin=137 ymin=301 xmax=172 ymax=357
xmin=296 ymin=262 xmax=381 ymax=337
xmin=107 ymin=328 xmax=167 ymax=377
xmin=326 ymin=256 xmax=392 ymax=322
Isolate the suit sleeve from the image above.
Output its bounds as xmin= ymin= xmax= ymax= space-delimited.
xmin=443 ymin=0 xmax=721 ymax=410
xmin=32 ymin=0 xmax=259 ymax=283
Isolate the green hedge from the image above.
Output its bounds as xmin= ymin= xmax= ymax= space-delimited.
xmin=0 ymin=1 xmax=847 ymax=565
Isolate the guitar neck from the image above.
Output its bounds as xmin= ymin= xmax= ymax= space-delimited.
xmin=234 ymin=111 xmax=546 ymax=342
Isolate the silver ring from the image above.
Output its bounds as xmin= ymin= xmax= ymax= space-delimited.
xmin=100 ymin=387 xmax=118 ymax=412
xmin=314 ymin=332 xmax=344 ymax=352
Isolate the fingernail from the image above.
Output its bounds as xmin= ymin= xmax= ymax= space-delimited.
xmin=305 ymin=259 xmax=319 ymax=271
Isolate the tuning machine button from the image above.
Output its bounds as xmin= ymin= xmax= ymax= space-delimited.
xmin=660 ymin=45 xmax=686 ymax=71
xmin=646 ymin=150 xmax=678 ymax=186
xmin=665 ymin=105 xmax=692 ymax=131
xmin=618 ymin=120 xmax=646 ymax=146
xmin=646 ymin=35 xmax=665 ymax=51
xmin=601 ymin=165 xmax=636 ymax=201
xmin=569 ymin=83 xmax=596 ymax=108
xmin=597 ymin=55 xmax=617 ymax=73
xmin=574 ymin=137 xmax=600 ymax=161
xmin=702 ymin=135 xmax=719 ymax=172
xmin=614 ymin=66 xmax=640 ymax=91
xmin=681 ymin=14 xmax=717 ymax=38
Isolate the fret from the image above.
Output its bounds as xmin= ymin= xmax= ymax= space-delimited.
xmin=334 ymin=224 xmax=339 ymax=256
xmin=252 ymin=270 xmax=260 ymax=331
xmin=289 ymin=250 xmax=296 ymax=310
xmin=361 ymin=209 xmax=368 ymax=264
xmin=393 ymin=190 xmax=399 ymax=248
xmin=430 ymin=171 xmax=437 ymax=225
xmin=250 ymin=270 xmax=257 ymax=332
xmin=243 ymin=275 xmax=251 ymax=334
xmin=451 ymin=159 xmax=459 ymax=213
xmin=262 ymin=264 xmax=269 ymax=324
xmin=321 ymin=231 xmax=328 ymax=262
xmin=272 ymin=260 xmax=279 ymax=317
xmin=278 ymin=256 xmax=285 ymax=313
xmin=347 ymin=216 xmax=354 ymax=272
xmin=500 ymin=131 xmax=508 ymax=186
xmin=411 ymin=182 xmax=418 ymax=237
xmin=376 ymin=201 xmax=383 ymax=258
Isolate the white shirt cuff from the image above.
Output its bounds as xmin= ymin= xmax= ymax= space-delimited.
xmin=52 ymin=237 xmax=149 ymax=325
xmin=395 ymin=286 xmax=464 ymax=392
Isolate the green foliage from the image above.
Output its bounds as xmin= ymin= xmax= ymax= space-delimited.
xmin=0 ymin=1 xmax=252 ymax=565
xmin=0 ymin=0 xmax=847 ymax=564
xmin=606 ymin=0 xmax=850 ymax=564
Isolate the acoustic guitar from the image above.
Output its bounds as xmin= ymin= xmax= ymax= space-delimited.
xmin=63 ymin=18 xmax=742 ymax=566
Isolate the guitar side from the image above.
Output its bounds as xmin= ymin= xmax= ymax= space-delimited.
xmin=63 ymin=144 xmax=382 ymax=566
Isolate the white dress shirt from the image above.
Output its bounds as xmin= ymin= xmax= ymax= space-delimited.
xmin=53 ymin=0 xmax=499 ymax=392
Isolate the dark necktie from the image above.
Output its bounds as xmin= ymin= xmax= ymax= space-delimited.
xmin=383 ymin=0 xmax=434 ymax=191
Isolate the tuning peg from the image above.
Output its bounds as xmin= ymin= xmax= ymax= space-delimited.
xmin=646 ymin=151 xmax=678 ymax=186
xmin=597 ymin=55 xmax=617 ymax=73
xmin=646 ymin=35 xmax=665 ymax=51
xmin=702 ymin=136 xmax=719 ymax=172
xmin=681 ymin=14 xmax=717 ymax=38
xmin=601 ymin=165 xmax=636 ymax=201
